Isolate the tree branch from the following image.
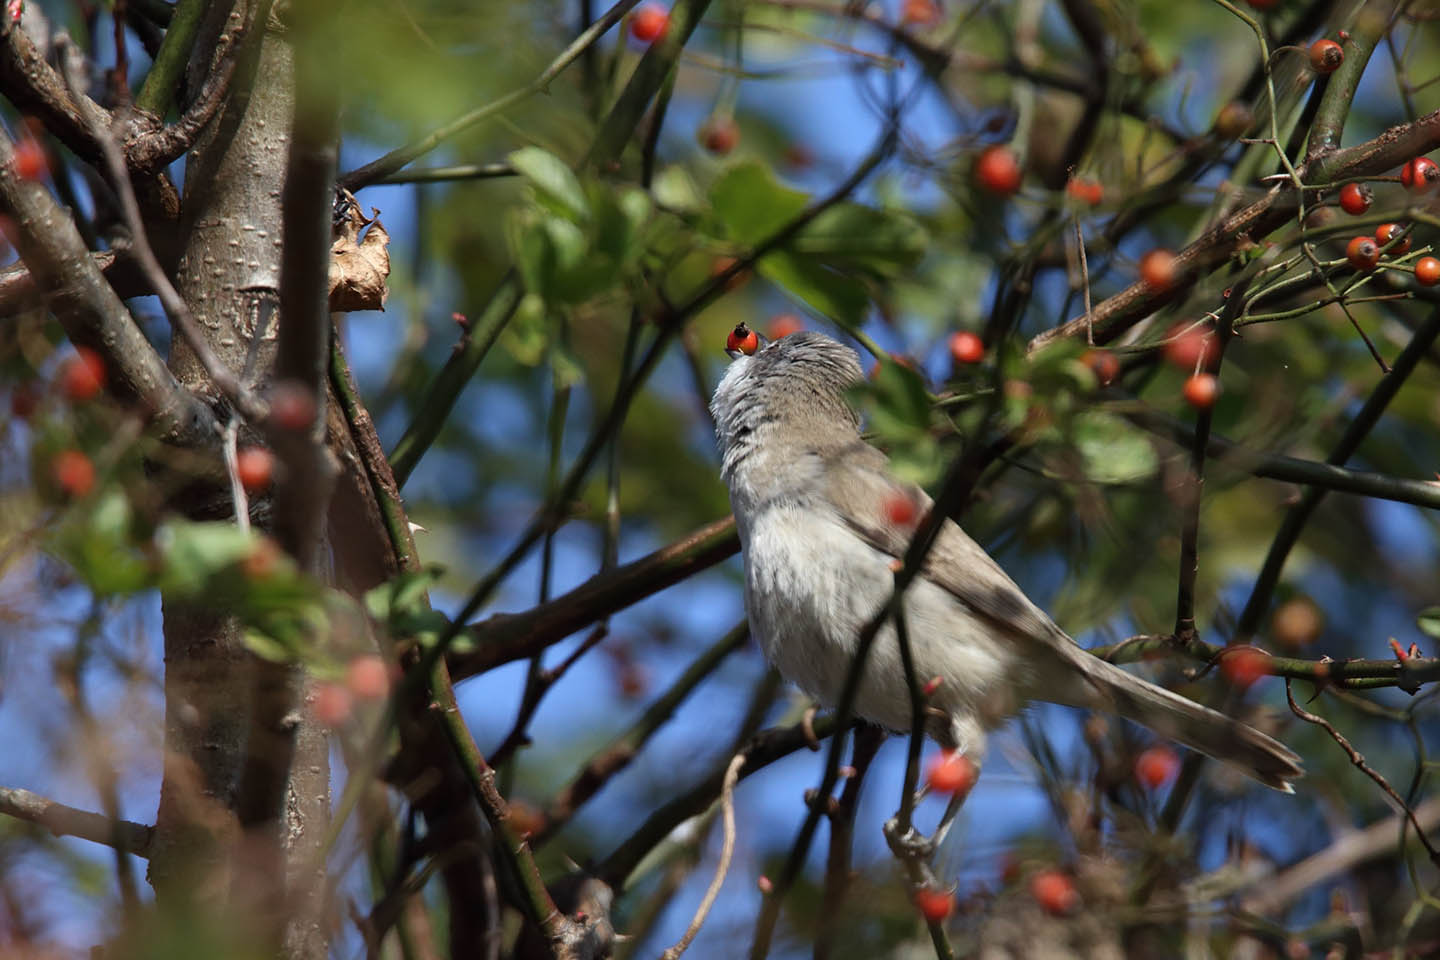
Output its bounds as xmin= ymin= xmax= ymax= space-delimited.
xmin=0 ymin=786 xmax=153 ymax=857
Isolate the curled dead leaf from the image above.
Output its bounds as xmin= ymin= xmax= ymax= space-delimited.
xmin=329 ymin=189 xmax=390 ymax=311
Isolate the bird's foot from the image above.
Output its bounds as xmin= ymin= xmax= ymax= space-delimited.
xmin=883 ymin=817 xmax=937 ymax=862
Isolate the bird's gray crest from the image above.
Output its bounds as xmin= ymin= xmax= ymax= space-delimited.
xmin=710 ymin=332 xmax=864 ymax=482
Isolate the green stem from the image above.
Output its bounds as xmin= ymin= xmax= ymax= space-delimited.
xmin=134 ymin=0 xmax=209 ymax=117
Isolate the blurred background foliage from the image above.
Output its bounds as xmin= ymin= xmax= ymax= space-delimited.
xmin=3 ymin=0 xmax=1440 ymax=957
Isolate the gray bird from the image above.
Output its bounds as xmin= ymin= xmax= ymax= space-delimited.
xmin=711 ymin=326 xmax=1302 ymax=797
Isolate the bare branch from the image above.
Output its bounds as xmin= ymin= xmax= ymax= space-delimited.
xmin=0 ymin=786 xmax=153 ymax=857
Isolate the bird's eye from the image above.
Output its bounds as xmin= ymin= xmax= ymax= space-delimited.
xmin=726 ymin=322 xmax=760 ymax=356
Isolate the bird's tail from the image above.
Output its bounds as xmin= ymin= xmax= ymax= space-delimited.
xmin=1076 ymin=657 xmax=1303 ymax=793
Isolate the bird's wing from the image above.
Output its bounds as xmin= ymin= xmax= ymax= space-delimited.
xmin=817 ymin=441 xmax=1075 ymax=651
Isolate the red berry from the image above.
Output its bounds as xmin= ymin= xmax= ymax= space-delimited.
xmin=710 ymin=255 xmax=750 ymax=291
xmin=726 ymin=322 xmax=759 ymax=355
xmin=1135 ymin=744 xmax=1180 ymax=789
xmin=310 ymin=681 xmax=352 ymax=727
xmin=1140 ymin=249 xmax=1178 ymax=292
xmin=51 ymin=449 xmax=95 ymax=498
xmin=1401 ymin=156 xmax=1440 ymax=193
xmin=268 ymin=380 xmax=316 ymax=431
xmin=901 ymin=0 xmax=941 ymax=27
xmin=974 ymin=145 xmax=1021 ymax=196
xmin=11 ymin=138 xmax=45 ymax=180
xmin=1346 ymin=235 xmax=1380 ymax=271
xmin=769 ymin=313 xmax=804 ymax=339
xmin=346 ymin=654 xmax=391 ymax=700
xmin=1220 ymin=646 xmax=1269 ymax=690
xmin=1375 ymin=222 xmax=1410 ymax=255
xmin=782 ymin=143 xmax=814 ymax=169
xmin=629 ymin=4 xmax=668 ymax=43
xmin=925 ymin=750 xmax=978 ymax=796
xmin=1164 ymin=324 xmax=1212 ymax=371
xmin=60 ymin=346 xmax=106 ymax=402
xmin=235 ymin=447 xmax=273 ymax=494
xmin=913 ymin=886 xmax=954 ymax=923
xmin=1308 ymin=38 xmax=1343 ymax=73
xmin=698 ymin=115 xmax=739 ymax=155
xmin=1182 ymin=373 xmax=1219 ymax=409
xmin=1415 ymin=256 xmax=1440 ymax=286
xmin=1030 ymin=870 xmax=1078 ymax=915
xmin=948 ymin=331 xmax=985 ymax=364
xmin=1065 ymin=176 xmax=1103 ymax=206
xmin=1081 ymin=349 xmax=1120 ymax=386
xmin=1337 ymin=182 xmax=1371 ymax=215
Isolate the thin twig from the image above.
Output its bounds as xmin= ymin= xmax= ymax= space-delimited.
xmin=659 ymin=752 xmax=746 ymax=960
xmin=0 ymin=786 xmax=153 ymax=857
xmin=1285 ymin=679 xmax=1440 ymax=863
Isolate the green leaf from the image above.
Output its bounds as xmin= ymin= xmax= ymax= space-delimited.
xmin=757 ymin=250 xmax=869 ymax=327
xmin=790 ymin=204 xmax=927 ymax=276
xmin=652 ymin=165 xmax=703 ymax=212
xmin=1417 ymin=607 xmax=1440 ymax=639
xmin=157 ymin=521 xmax=259 ymax=596
xmin=243 ymin=630 xmax=293 ymax=663
xmin=711 ymin=161 xmax=808 ymax=244
xmin=1073 ymin=412 xmax=1159 ymax=485
xmin=509 ymin=146 xmax=589 ymax=222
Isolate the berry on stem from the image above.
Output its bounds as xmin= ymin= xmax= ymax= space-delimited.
xmin=236 ymin=447 xmax=274 ymax=494
xmin=1031 ymin=870 xmax=1078 ymax=915
xmin=913 ymin=886 xmax=954 ymax=923
xmin=52 ymin=449 xmax=95 ymax=498
xmin=11 ymin=138 xmax=45 ymax=180
xmin=1375 ymin=222 xmax=1410 ymax=255
xmin=346 ymin=654 xmax=391 ymax=700
xmin=769 ymin=313 xmax=804 ymax=339
xmin=1183 ymin=373 xmax=1218 ymax=409
xmin=901 ymin=0 xmax=941 ymax=26
xmin=1164 ymin=324 xmax=1212 ymax=371
xmin=629 ymin=4 xmax=668 ymax=43
xmin=1140 ymin=249 xmax=1177 ymax=292
xmin=948 ymin=331 xmax=984 ymax=364
xmin=1308 ymin=38 xmax=1343 ymax=73
xmin=925 ymin=750 xmax=978 ymax=796
xmin=1214 ymin=102 xmax=1253 ymax=139
xmin=1221 ymin=646 xmax=1269 ymax=689
xmin=1066 ymin=176 xmax=1103 ymax=206
xmin=1081 ymin=349 xmax=1120 ymax=386
xmin=1400 ymin=156 xmax=1439 ymax=193
xmin=60 ymin=346 xmax=106 ymax=402
xmin=1346 ymin=235 xmax=1380 ymax=271
xmin=1135 ymin=744 xmax=1180 ymax=789
xmin=974 ymin=145 xmax=1021 ymax=196
xmin=1337 ymin=182 xmax=1371 ymax=215
xmin=1414 ymin=256 xmax=1440 ymax=286
xmin=698 ymin=115 xmax=739 ymax=155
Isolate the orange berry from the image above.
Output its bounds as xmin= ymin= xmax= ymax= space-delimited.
xmin=51 ymin=449 xmax=95 ymax=498
xmin=913 ymin=886 xmax=954 ymax=923
xmin=1214 ymin=102 xmax=1253 ymax=139
xmin=768 ymin=313 xmax=804 ymax=339
xmin=1375 ymin=222 xmax=1410 ymax=255
xmin=242 ymin=537 xmax=283 ymax=581
xmin=710 ymin=255 xmax=750 ymax=291
xmin=725 ymin=322 xmax=759 ymax=355
xmin=925 ymin=750 xmax=978 ymax=796
xmin=60 ymin=346 xmax=106 ymax=402
xmin=310 ymin=681 xmax=352 ymax=728
xmin=1400 ymin=156 xmax=1439 ymax=193
xmin=11 ymin=138 xmax=45 ymax=180
xmin=346 ymin=654 xmax=391 ymax=700
xmin=901 ymin=0 xmax=941 ymax=26
xmin=235 ymin=447 xmax=273 ymax=494
xmin=974 ymin=146 xmax=1021 ymax=196
xmin=1139 ymin=249 xmax=1178 ymax=292
xmin=1065 ymin=176 xmax=1103 ymax=206
xmin=1337 ymin=182 xmax=1371 ymax=215
xmin=1346 ymin=235 xmax=1379 ymax=271
xmin=1308 ymin=39 xmax=1343 ymax=74
xmin=629 ymin=4 xmax=668 ymax=43
xmin=948 ymin=331 xmax=985 ymax=364
xmin=1030 ymin=870 xmax=1078 ymax=915
xmin=1183 ymin=373 xmax=1218 ymax=409
xmin=1272 ymin=597 xmax=1323 ymax=649
xmin=1135 ymin=744 xmax=1180 ymax=789
xmin=1220 ymin=646 xmax=1269 ymax=690
xmin=1081 ymin=349 xmax=1120 ymax=386
xmin=698 ymin=116 xmax=739 ymax=155
xmin=1414 ymin=256 xmax=1440 ymax=286
xmin=1164 ymin=324 xmax=1212 ymax=371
